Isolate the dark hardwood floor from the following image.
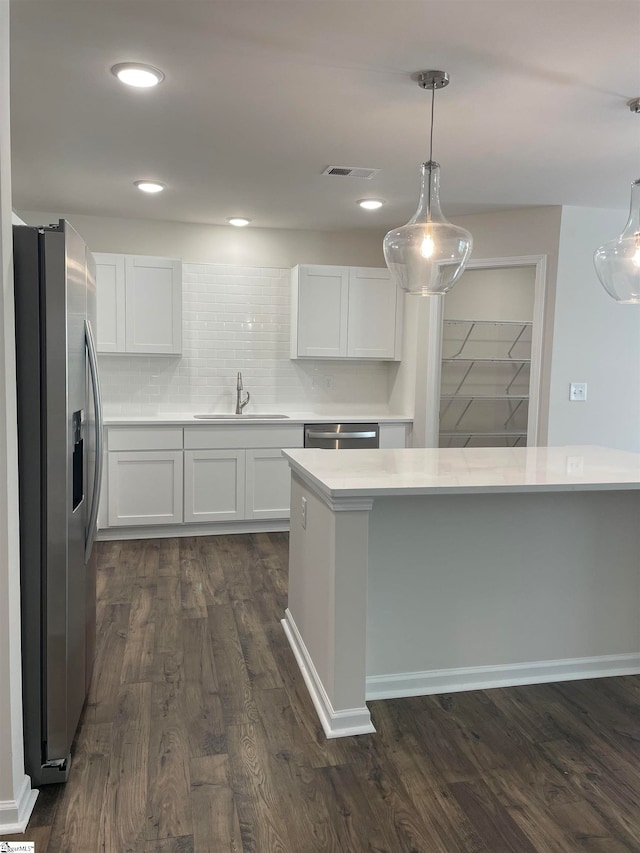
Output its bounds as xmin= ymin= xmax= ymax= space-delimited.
xmin=4 ymin=534 xmax=640 ymax=851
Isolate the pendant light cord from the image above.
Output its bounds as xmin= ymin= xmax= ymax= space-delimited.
xmin=429 ymin=82 xmax=435 ymax=163
xmin=427 ymin=83 xmax=435 ymax=218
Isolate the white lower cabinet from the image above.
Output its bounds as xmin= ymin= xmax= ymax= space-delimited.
xmin=182 ymin=424 xmax=304 ymax=526
xmin=102 ymin=423 xmax=305 ymax=532
xmin=184 ymin=449 xmax=246 ymax=523
xmin=100 ymin=421 xmax=409 ymax=533
xmin=107 ymin=450 xmax=183 ymax=526
xmin=245 ymin=449 xmax=292 ymax=519
xmin=183 ymin=448 xmax=291 ymax=523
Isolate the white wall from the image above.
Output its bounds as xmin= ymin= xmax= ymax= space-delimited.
xmin=547 ymin=206 xmax=640 ymax=451
xmin=18 ymin=209 xmax=387 ymax=269
xmin=0 ymin=1 xmax=38 ymax=833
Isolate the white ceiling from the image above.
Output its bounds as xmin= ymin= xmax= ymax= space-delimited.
xmin=9 ymin=0 xmax=640 ymax=231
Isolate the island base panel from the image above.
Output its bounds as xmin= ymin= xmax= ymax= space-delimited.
xmin=365 ymin=490 xmax=640 ymax=694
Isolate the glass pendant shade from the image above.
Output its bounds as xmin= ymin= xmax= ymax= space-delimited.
xmin=384 ymin=161 xmax=473 ymax=296
xmin=594 ymin=178 xmax=640 ymax=303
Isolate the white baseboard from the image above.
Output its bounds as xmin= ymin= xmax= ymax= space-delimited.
xmin=366 ymin=652 xmax=640 ymax=700
xmin=97 ymin=519 xmax=289 ymax=541
xmin=0 ymin=774 xmax=38 ymax=835
xmin=281 ymin=609 xmax=375 ymax=739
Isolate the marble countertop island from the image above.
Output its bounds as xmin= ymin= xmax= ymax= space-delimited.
xmin=282 ymin=445 xmax=640 ymax=739
xmin=283 ymin=445 xmax=640 ymax=502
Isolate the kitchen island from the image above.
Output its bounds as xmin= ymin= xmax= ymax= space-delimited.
xmin=282 ymin=446 xmax=640 ymax=738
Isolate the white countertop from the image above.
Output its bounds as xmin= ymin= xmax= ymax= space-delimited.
xmin=283 ymin=445 xmax=640 ymax=498
xmin=104 ymin=413 xmax=413 ymax=427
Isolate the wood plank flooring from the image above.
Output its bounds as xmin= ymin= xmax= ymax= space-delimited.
xmin=4 ymin=534 xmax=640 ymax=852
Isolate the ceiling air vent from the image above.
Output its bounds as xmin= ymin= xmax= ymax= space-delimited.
xmin=322 ymin=166 xmax=380 ymax=179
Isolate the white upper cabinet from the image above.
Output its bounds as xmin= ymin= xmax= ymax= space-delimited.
xmin=125 ymin=256 xmax=182 ymax=354
xmin=347 ymin=267 xmax=402 ymax=359
xmin=94 ymin=252 xmax=182 ymax=355
xmin=291 ymin=264 xmax=403 ymax=360
xmin=93 ymin=253 xmax=125 ymax=352
xmin=292 ymin=265 xmax=349 ymax=358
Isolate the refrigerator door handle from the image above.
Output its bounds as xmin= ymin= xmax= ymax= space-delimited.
xmin=84 ymin=318 xmax=103 ymax=563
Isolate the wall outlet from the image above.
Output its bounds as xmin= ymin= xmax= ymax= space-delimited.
xmin=566 ymin=456 xmax=584 ymax=476
xmin=301 ymin=496 xmax=307 ymax=529
xmin=323 ymin=375 xmax=334 ymax=390
xmin=569 ymin=382 xmax=587 ymax=401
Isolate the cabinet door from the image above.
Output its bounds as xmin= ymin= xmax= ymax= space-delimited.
xmin=378 ymin=423 xmax=409 ymax=448
xmin=107 ymin=451 xmax=183 ymax=526
xmin=184 ymin=450 xmax=245 ymax=523
xmin=245 ymin=449 xmax=291 ymax=520
xmin=347 ymin=267 xmax=401 ymax=359
xmin=294 ymin=265 xmax=348 ymax=358
xmin=94 ymin=252 xmax=126 ymax=352
xmin=124 ymin=255 xmax=182 ymax=354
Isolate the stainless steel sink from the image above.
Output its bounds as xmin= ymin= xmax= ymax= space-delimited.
xmin=193 ymin=413 xmax=289 ymax=420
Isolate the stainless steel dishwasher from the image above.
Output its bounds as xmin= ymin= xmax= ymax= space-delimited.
xmin=304 ymin=422 xmax=379 ymax=449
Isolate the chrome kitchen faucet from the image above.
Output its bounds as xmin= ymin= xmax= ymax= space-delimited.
xmin=236 ymin=371 xmax=250 ymax=415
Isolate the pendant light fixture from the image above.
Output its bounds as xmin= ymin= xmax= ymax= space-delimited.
xmin=593 ymin=99 xmax=640 ymax=303
xmin=384 ymin=70 xmax=472 ymax=296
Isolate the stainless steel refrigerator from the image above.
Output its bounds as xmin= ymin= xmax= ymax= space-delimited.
xmin=13 ymin=219 xmax=103 ymax=786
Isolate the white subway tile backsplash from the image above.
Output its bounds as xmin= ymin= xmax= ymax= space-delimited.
xmin=98 ymin=261 xmax=392 ymax=416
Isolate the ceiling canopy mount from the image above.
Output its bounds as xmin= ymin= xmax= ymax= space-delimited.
xmin=411 ymin=70 xmax=450 ymax=91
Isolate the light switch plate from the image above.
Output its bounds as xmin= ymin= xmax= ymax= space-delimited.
xmin=569 ymin=382 xmax=587 ymax=401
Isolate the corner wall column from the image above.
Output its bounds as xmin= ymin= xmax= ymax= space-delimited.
xmin=282 ymin=472 xmax=375 ymax=738
xmin=0 ymin=0 xmax=39 ymax=833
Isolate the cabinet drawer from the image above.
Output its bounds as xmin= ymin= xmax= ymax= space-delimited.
xmin=184 ymin=425 xmax=303 ymax=450
xmin=107 ymin=427 xmax=183 ymax=451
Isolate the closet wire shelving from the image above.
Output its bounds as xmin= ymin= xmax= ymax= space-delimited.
xmin=439 ymin=320 xmax=532 ymax=448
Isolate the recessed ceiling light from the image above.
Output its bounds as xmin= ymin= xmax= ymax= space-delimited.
xmin=227 ymin=217 xmax=251 ymax=227
xmin=134 ymin=180 xmax=165 ymax=193
xmin=357 ymin=198 xmax=385 ymax=210
xmin=111 ymin=63 xmax=165 ymax=88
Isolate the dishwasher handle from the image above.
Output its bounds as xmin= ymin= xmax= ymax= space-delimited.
xmin=305 ymin=430 xmax=378 ymax=440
